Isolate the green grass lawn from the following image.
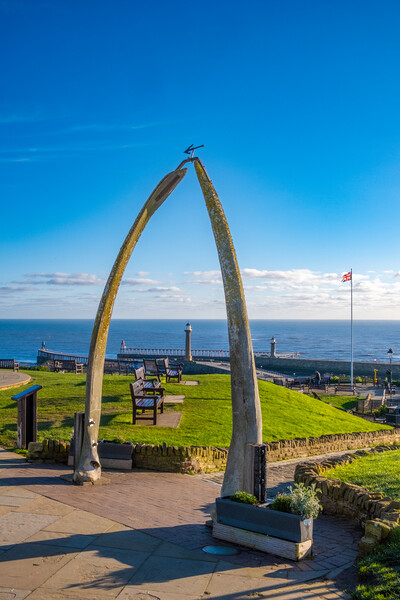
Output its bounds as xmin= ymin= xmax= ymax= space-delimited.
xmin=352 ymin=528 xmax=400 ymax=600
xmin=324 ymin=449 xmax=400 ymax=500
xmin=318 ymin=394 xmax=359 ymax=411
xmin=0 ymin=370 xmax=390 ymax=449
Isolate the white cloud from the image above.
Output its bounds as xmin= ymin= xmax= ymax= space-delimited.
xmin=146 ymin=286 xmax=181 ymax=293
xmin=18 ymin=272 xmax=106 ymax=286
xmin=122 ymin=278 xmax=158 ymax=286
xmin=184 ymin=270 xmax=221 ymax=280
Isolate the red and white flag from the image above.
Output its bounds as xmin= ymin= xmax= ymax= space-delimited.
xmin=341 ymin=271 xmax=352 ymax=283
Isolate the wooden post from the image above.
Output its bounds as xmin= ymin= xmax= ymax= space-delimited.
xmin=12 ymin=385 xmax=41 ymax=449
xmin=244 ymin=443 xmax=267 ymax=502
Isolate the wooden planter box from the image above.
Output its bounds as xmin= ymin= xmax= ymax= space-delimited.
xmin=215 ymin=497 xmax=313 ymax=543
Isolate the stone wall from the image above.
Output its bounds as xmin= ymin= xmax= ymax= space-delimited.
xmin=132 ymin=443 xmax=228 ymax=473
xmin=264 ymin=429 xmax=400 ymax=461
xmin=28 ymin=439 xmax=70 ymax=463
xmin=27 ymin=439 xmax=228 ymax=473
xmin=255 ymin=356 xmax=400 ymax=378
xmin=294 ymin=445 xmax=400 ymax=554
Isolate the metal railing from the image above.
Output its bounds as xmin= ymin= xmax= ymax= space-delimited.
xmin=38 ymin=347 xmax=299 ymax=363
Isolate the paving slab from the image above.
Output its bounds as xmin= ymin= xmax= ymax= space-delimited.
xmin=163 ymin=395 xmax=185 ymax=404
xmin=44 ymin=510 xmax=117 ymax=535
xmin=133 ymin=412 xmax=182 ymax=428
xmin=0 ymin=542 xmax=77 ymax=589
xmin=0 ymin=494 xmax=37 ymax=507
xmin=14 ymin=496 xmax=75 ymax=516
xmin=153 ymin=540 xmax=219 ymax=562
xmin=23 ymin=530 xmax=97 ymax=549
xmin=0 ymin=587 xmax=31 ymax=600
xmin=93 ymin=524 xmax=161 ymax=553
xmin=127 ymin=555 xmax=216 ymax=596
xmin=205 ymin=570 xmax=289 ymax=598
xmin=0 ymin=487 xmax=38 ymax=498
xmin=116 ymin=588 xmax=199 ymax=600
xmin=26 ymin=590 xmax=116 ymax=600
xmin=42 ymin=547 xmax=150 ymax=598
xmin=0 ymin=512 xmax=59 ymax=545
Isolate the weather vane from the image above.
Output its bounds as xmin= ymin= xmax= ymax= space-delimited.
xmin=184 ymin=144 xmax=204 ymax=158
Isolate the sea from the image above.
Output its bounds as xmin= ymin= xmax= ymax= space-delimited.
xmin=0 ymin=319 xmax=399 ymax=365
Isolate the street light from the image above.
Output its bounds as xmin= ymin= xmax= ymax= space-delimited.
xmin=388 ymin=348 xmax=393 ymax=387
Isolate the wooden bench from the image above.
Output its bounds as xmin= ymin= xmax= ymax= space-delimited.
xmin=129 ymin=380 xmax=164 ymax=425
xmin=143 ymin=359 xmax=163 ymax=381
xmin=163 ymin=357 xmax=183 ymax=383
xmin=104 ymin=360 xmax=130 ymax=375
xmin=335 ymin=384 xmax=356 ymax=395
xmin=134 ymin=366 xmax=161 ymax=392
xmin=0 ymin=359 xmax=20 ymax=372
xmin=54 ymin=359 xmax=84 ymax=374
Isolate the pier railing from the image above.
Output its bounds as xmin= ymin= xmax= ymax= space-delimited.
xmin=37 ymin=348 xmax=300 ymax=364
xmin=119 ymin=347 xmax=299 ymax=359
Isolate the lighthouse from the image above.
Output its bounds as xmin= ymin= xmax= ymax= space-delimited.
xmin=184 ymin=323 xmax=192 ymax=361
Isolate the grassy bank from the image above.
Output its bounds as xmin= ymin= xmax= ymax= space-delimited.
xmin=324 ymin=449 xmax=400 ymax=500
xmin=0 ymin=371 xmax=389 ymax=449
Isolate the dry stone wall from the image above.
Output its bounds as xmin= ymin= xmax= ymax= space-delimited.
xmin=264 ymin=429 xmax=400 ymax=461
xmin=27 ymin=439 xmax=228 ymax=473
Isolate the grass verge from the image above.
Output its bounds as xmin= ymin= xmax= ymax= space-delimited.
xmin=324 ymin=449 xmax=400 ymax=500
xmin=352 ymin=528 xmax=400 ymax=600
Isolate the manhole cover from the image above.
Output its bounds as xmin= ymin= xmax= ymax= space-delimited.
xmin=202 ymin=545 xmax=239 ymax=555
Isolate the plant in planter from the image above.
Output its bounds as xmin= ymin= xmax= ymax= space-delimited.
xmin=271 ymin=483 xmax=322 ymax=520
xmin=215 ymin=483 xmax=321 ymax=544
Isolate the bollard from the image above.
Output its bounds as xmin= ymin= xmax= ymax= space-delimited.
xmin=12 ymin=385 xmax=42 ymax=449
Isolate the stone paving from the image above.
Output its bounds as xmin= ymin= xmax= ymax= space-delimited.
xmin=0 ymin=447 xmax=358 ymax=599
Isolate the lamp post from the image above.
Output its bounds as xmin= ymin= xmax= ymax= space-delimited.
xmin=387 ymin=348 xmax=393 ymax=388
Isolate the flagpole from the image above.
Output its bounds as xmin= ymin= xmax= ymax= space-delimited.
xmin=350 ymin=268 xmax=353 ymax=390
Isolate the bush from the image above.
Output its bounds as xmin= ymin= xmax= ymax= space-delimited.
xmin=330 ymin=376 xmax=339 ymax=382
xmin=373 ymin=404 xmax=387 ymax=418
xmin=270 ymin=493 xmax=292 ymax=513
xmin=230 ymin=491 xmax=258 ymax=505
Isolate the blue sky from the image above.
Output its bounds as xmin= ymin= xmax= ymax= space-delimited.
xmin=1 ymin=0 xmax=400 ymax=319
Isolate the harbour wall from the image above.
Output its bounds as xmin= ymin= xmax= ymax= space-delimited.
xmin=118 ymin=352 xmax=399 ymax=379
xmin=37 ymin=348 xmax=399 ymax=379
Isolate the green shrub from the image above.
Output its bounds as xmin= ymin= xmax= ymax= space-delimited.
xmin=330 ymin=376 xmax=339 ymax=382
xmin=373 ymin=404 xmax=387 ymax=418
xmin=270 ymin=483 xmax=322 ymax=519
xmin=230 ymin=491 xmax=258 ymax=505
xmin=355 ymin=376 xmax=363 ymax=384
xmin=289 ymin=482 xmax=322 ymax=519
xmin=270 ymin=493 xmax=292 ymax=513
